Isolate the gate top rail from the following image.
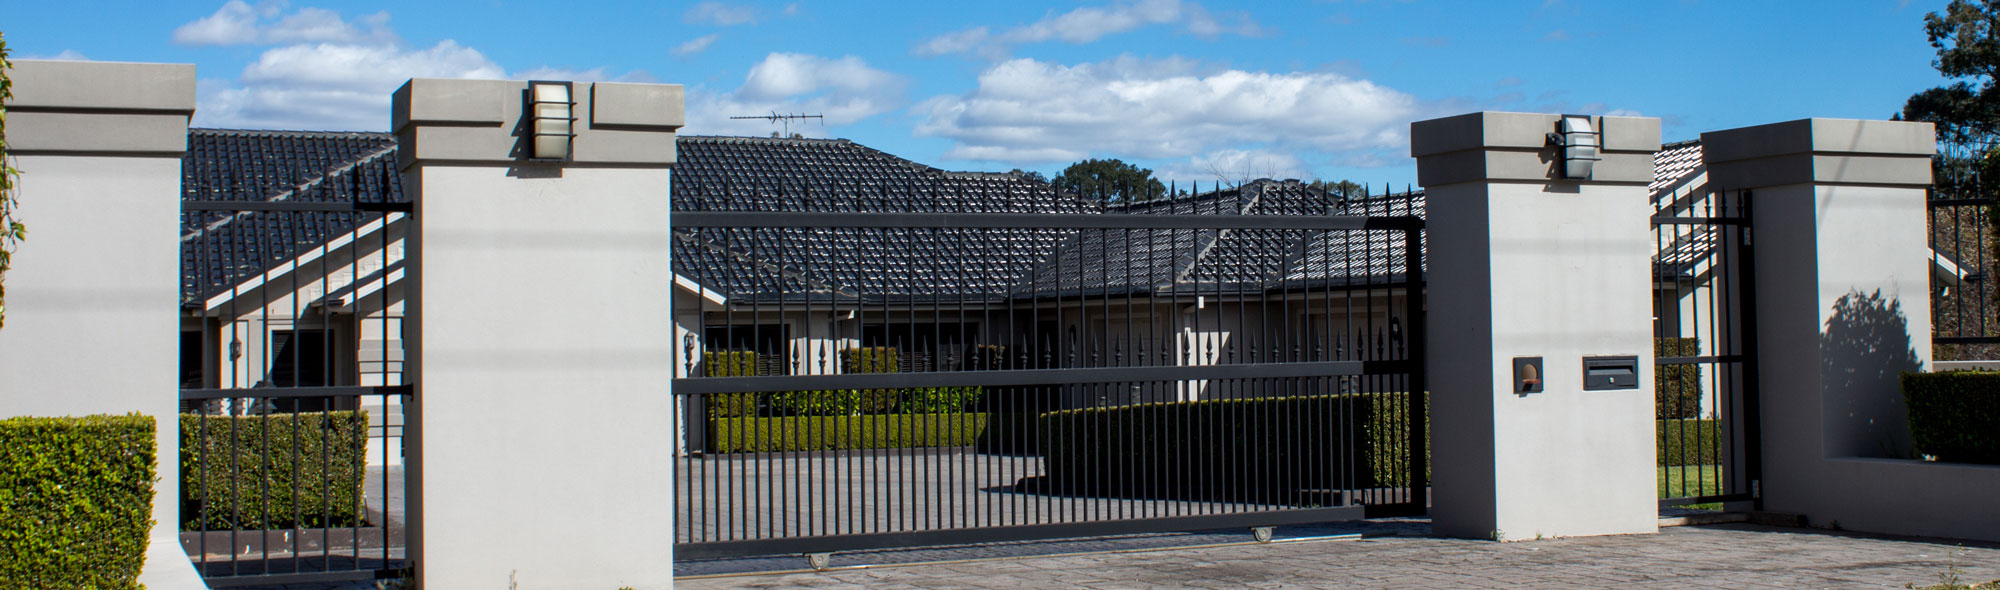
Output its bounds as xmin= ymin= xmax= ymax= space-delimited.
xmin=670 ymin=211 xmax=1422 ymax=231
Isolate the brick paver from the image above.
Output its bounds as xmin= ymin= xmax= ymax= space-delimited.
xmin=677 ymin=523 xmax=2000 ymax=590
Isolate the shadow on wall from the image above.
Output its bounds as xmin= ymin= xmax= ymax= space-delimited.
xmin=1819 ymin=289 xmax=1921 ymax=459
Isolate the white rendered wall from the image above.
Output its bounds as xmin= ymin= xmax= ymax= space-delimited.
xmin=1427 ymin=181 xmax=1659 ymax=540
xmin=408 ymin=165 xmax=676 ymax=588
xmin=0 ymin=156 xmax=198 ymax=584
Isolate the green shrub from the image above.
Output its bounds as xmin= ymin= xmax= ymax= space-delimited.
xmin=702 ymin=351 xmax=760 ymax=418
xmin=897 ymin=387 xmax=984 ymax=414
xmin=840 ymin=346 xmax=899 ymax=373
xmin=963 ymin=344 xmax=1010 ymax=370
xmin=181 ymin=411 xmax=369 ymax=530
xmin=1036 ymin=393 xmax=1422 ymax=503
xmin=0 ymin=414 xmax=155 ymax=589
xmin=1656 ymin=337 xmax=1703 ymax=419
xmin=1902 ymin=371 xmax=2000 ymax=464
xmin=710 ymin=413 xmax=991 ymax=452
xmin=1658 ymin=419 xmax=1722 ymax=467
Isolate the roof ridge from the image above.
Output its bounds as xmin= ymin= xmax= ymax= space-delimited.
xmin=181 ymin=143 xmax=400 ymax=244
xmin=190 ymin=128 xmax=395 ymax=139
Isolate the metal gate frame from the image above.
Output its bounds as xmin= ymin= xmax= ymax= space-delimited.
xmin=1651 ymin=187 xmax=1761 ymax=509
xmin=179 ymin=197 xmax=412 ymax=585
xmin=672 ymin=195 xmax=1427 ymax=560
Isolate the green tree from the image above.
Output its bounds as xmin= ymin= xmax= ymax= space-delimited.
xmin=1307 ymin=179 xmax=1371 ymax=200
xmin=1 ymin=33 xmax=28 ymax=329
xmin=1007 ymin=168 xmax=1048 ymax=183
xmin=1055 ymin=158 xmax=1166 ymax=203
xmin=1900 ymin=0 xmax=2000 ymax=145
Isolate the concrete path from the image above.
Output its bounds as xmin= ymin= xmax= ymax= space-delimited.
xmin=678 ymin=523 xmax=2000 ymax=590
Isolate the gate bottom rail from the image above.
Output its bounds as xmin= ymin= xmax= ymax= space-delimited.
xmin=675 ymin=505 xmax=1368 ymax=560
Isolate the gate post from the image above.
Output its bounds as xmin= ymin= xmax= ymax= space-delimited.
xmin=1411 ymin=111 xmax=1662 ymax=540
xmin=0 ymin=60 xmax=207 ymax=588
xmin=1702 ymin=119 xmax=1949 ymax=534
xmin=395 ymin=78 xmax=683 ymax=588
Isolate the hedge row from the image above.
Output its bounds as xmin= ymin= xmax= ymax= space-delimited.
xmin=1035 ymin=393 xmax=1424 ymax=503
xmin=1901 ymin=371 xmax=2000 ymax=464
xmin=709 ymin=412 xmax=990 ymax=452
xmin=1656 ymin=337 xmax=1703 ymax=419
xmin=181 ymin=411 xmax=370 ymax=530
xmin=1658 ymin=419 xmax=1722 ymax=467
xmin=0 ymin=414 xmax=155 ymax=589
xmin=703 ymin=349 xmax=982 ymax=417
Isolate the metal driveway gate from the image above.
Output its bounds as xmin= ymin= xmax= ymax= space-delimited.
xmin=1651 ymin=184 xmax=1760 ymax=508
xmin=671 ymin=181 xmax=1427 ymax=559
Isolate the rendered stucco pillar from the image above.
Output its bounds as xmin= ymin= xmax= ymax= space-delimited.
xmin=396 ymin=78 xmax=683 ymax=588
xmin=1701 ymin=119 xmax=2000 ymax=540
xmin=0 ymin=60 xmax=207 ymax=588
xmin=1412 ymin=111 xmax=1662 ymax=540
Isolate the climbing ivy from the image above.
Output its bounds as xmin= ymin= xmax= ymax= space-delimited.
xmin=0 ymin=32 xmax=24 ymax=328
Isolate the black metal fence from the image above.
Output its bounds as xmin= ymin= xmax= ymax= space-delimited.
xmin=1930 ymin=142 xmax=2000 ymax=359
xmin=1651 ymin=185 xmax=1759 ymax=508
xmin=178 ymin=192 xmax=409 ymax=584
xmin=671 ymin=179 xmax=1427 ymax=558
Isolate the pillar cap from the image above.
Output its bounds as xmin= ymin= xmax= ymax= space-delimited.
xmin=5 ymin=60 xmax=195 ymax=155
xmin=391 ymin=78 xmax=684 ymax=170
xmin=1409 ymin=111 xmax=1660 ymax=187
xmin=1701 ymin=118 xmax=1936 ymax=189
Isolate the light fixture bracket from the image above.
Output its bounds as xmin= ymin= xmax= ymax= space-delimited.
xmin=1548 ymin=114 xmax=1601 ymax=180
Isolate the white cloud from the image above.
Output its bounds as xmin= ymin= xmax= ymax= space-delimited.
xmin=917 ymin=0 xmax=1266 ymax=58
xmin=173 ymin=1 xmax=391 ymax=46
xmin=173 ymin=1 xmax=267 ymax=46
xmin=682 ymin=53 xmax=907 ymax=137
xmin=22 ymin=49 xmax=91 ymax=61
xmin=672 ymin=33 xmax=724 ymax=57
xmin=188 ymin=4 xmax=639 ymax=131
xmin=782 ymin=3 xmax=801 ymax=16
xmin=684 ymin=2 xmax=758 ymax=26
xmin=915 ymin=56 xmax=1419 ymax=165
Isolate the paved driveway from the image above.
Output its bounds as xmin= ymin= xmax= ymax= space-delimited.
xmin=678 ymin=523 xmax=2000 ymax=590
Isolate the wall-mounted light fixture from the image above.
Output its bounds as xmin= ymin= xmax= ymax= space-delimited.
xmin=1546 ymin=114 xmax=1600 ymax=180
xmin=527 ymin=80 xmax=576 ymax=161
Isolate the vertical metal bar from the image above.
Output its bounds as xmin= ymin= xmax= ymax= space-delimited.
xmin=1404 ymin=223 xmax=1428 ymax=513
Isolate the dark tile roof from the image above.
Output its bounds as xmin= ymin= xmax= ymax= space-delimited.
xmin=1018 ymin=181 xmax=1425 ymax=297
xmin=669 ymin=136 xmax=1093 ymax=301
xmin=181 ymin=129 xmax=400 ymax=304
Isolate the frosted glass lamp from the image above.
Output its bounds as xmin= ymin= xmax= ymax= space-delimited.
xmin=527 ymin=81 xmax=575 ymax=160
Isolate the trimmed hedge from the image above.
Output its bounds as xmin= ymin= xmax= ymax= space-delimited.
xmin=1036 ymin=393 xmax=1423 ymax=503
xmin=0 ymin=414 xmax=156 ymax=589
xmin=1656 ymin=337 xmax=1703 ymax=419
xmin=1902 ymin=371 xmax=2000 ymax=464
xmin=710 ymin=412 xmax=991 ymax=452
xmin=704 ymin=347 xmax=984 ymax=418
xmin=703 ymin=351 xmax=760 ymax=418
xmin=1657 ymin=419 xmax=1722 ymax=467
xmin=181 ymin=411 xmax=369 ymax=530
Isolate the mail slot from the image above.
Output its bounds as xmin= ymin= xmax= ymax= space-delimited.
xmin=1582 ymin=355 xmax=1639 ymax=391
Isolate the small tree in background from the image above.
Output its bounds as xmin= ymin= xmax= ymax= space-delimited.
xmin=1056 ymin=158 xmax=1166 ymax=203
xmin=1 ymin=32 xmax=29 ymax=329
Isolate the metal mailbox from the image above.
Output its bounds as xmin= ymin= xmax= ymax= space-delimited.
xmin=1582 ymin=355 xmax=1639 ymax=391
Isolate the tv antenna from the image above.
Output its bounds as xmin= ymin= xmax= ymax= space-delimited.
xmin=729 ymin=112 xmax=824 ymax=137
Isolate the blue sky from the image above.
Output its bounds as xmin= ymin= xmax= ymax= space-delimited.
xmin=5 ymin=0 xmax=1955 ymax=186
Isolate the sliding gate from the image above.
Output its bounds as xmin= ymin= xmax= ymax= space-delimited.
xmin=671 ymin=182 xmax=1427 ymax=559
